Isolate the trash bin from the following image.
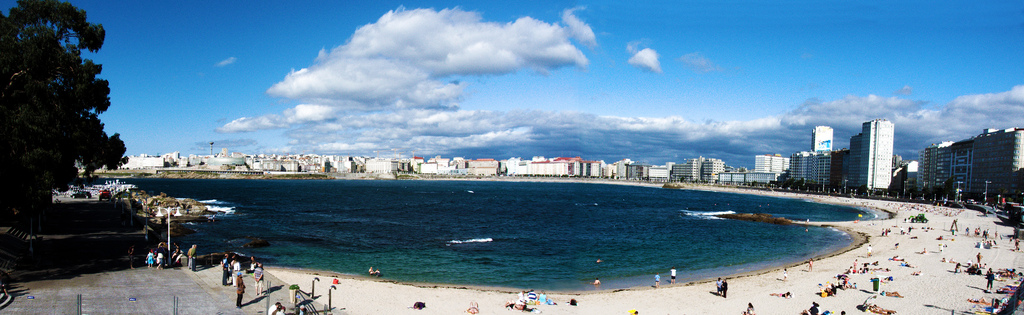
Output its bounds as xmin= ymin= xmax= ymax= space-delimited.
xmin=289 ymin=287 xmax=299 ymax=304
xmin=871 ymin=277 xmax=880 ymax=291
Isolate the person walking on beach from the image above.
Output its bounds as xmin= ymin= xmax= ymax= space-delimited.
xmin=235 ymin=273 xmax=246 ymax=308
xmin=716 ymin=278 xmax=723 ymax=295
xmin=986 ymin=269 xmax=996 ymax=292
xmin=783 ymin=268 xmax=788 ymax=281
xmin=867 ymin=244 xmax=872 ymax=257
xmin=670 ymin=267 xmax=676 ymax=284
xmin=977 ymin=252 xmax=983 ymax=265
xmin=721 ymin=279 xmax=728 ymax=298
xmin=654 ymin=273 xmax=660 ymax=288
xmin=808 ymin=258 xmax=813 ymax=272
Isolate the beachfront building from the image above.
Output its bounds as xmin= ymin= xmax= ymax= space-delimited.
xmin=829 ymin=149 xmax=850 ymax=188
xmin=648 ymin=165 xmax=669 ymax=182
xmin=969 ymin=128 xmax=1024 ymax=195
xmin=812 ymin=126 xmax=834 ymax=152
xmin=366 ymin=158 xmax=399 ymax=174
xmin=467 ymin=159 xmax=499 ymax=176
xmin=717 ymin=171 xmax=782 ymax=185
xmin=669 ymin=157 xmax=724 ymax=182
xmin=789 ymin=151 xmax=831 ymax=184
xmin=918 ymin=141 xmax=954 ymax=190
xmin=754 ymin=154 xmax=789 ymax=173
xmin=849 ymin=119 xmax=895 ymax=190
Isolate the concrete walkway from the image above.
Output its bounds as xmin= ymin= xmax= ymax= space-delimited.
xmin=1 ymin=198 xmax=326 ymax=314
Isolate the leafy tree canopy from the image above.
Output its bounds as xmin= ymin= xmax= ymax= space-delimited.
xmin=1 ymin=0 xmax=125 ymax=218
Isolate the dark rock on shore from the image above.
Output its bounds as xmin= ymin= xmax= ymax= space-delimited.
xmin=716 ymin=213 xmax=793 ymax=225
xmin=169 ymin=222 xmax=196 ymax=237
xmin=242 ymin=237 xmax=270 ymax=248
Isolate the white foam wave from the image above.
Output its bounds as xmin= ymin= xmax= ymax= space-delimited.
xmin=200 ymin=199 xmax=227 ymax=204
xmin=206 ymin=205 xmax=235 ymax=214
xmin=680 ymin=210 xmax=736 ymax=216
xmin=447 ymin=238 xmax=493 ymax=244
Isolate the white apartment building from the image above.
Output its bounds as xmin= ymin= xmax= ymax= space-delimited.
xmin=754 ymin=154 xmax=789 ymax=173
xmin=850 ymin=119 xmax=895 ymax=190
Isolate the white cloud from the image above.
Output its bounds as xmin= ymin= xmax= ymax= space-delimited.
xmin=266 ymin=7 xmax=589 ymax=110
xmin=678 ymin=52 xmax=722 ymax=73
xmin=223 ymin=85 xmax=1024 ymax=166
xmin=216 ymin=115 xmax=288 ymax=133
xmin=894 ymin=85 xmax=913 ymax=95
xmin=562 ymin=7 xmax=597 ymax=48
xmin=215 ymin=57 xmax=237 ymax=67
xmin=628 ymin=47 xmax=662 ymax=73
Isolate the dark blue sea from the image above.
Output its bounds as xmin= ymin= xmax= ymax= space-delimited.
xmin=121 ymin=178 xmax=869 ymax=291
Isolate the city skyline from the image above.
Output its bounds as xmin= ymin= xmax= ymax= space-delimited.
xmin=7 ymin=1 xmax=1022 ymax=167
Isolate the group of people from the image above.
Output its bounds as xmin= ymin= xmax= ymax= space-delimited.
xmin=221 ymin=253 xmax=268 ymax=308
xmin=134 ymin=242 xmax=197 ymax=271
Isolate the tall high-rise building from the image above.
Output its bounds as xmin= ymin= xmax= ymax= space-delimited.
xmin=918 ymin=141 xmax=954 ymax=190
xmin=812 ymin=126 xmax=834 ymax=152
xmin=849 ymin=119 xmax=895 ymax=190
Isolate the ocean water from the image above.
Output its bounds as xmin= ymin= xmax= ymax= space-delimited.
xmin=123 ymin=178 xmax=865 ymax=291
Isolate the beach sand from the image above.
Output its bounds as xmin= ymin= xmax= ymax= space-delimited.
xmin=265 ymin=187 xmax=1022 ymax=314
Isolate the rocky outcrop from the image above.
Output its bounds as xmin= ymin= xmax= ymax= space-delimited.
xmin=663 ymin=182 xmax=689 ymax=189
xmin=716 ymin=213 xmax=794 ymax=225
xmin=242 ymin=237 xmax=270 ymax=248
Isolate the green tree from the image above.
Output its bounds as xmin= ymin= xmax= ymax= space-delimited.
xmin=1 ymin=0 xmax=125 ymax=219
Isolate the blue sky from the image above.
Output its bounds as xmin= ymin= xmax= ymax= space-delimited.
xmin=6 ymin=0 xmax=1023 ymax=167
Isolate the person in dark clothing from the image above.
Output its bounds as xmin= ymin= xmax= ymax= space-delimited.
xmin=722 ymin=280 xmax=729 ymax=298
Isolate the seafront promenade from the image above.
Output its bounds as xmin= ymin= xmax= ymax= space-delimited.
xmin=1 ymin=198 xmax=330 ymax=314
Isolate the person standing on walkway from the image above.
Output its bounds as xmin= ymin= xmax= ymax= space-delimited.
xmin=977 ymin=252 xmax=983 ymax=265
xmin=127 ymin=245 xmax=135 ymax=269
xmin=187 ymin=245 xmax=197 ymax=272
xmin=221 ymin=254 xmax=231 ymax=286
xmin=235 ymin=273 xmax=246 ymax=308
xmin=253 ymin=263 xmax=265 ymax=296
xmin=232 ymin=257 xmax=243 ymax=286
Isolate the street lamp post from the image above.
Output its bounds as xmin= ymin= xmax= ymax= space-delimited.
xmin=984 ymin=181 xmax=991 ymax=205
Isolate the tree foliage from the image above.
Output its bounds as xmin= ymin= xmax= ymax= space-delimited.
xmin=1 ymin=0 xmax=125 ymax=218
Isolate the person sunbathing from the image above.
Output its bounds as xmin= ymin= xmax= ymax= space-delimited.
xmin=889 ymin=256 xmax=904 ymax=261
xmin=466 ymin=302 xmax=479 ymax=314
xmin=866 ymin=304 xmax=897 ymax=314
xmin=910 ymin=271 xmax=921 ymax=276
xmin=881 ymin=291 xmax=904 ymax=298
xmin=769 ymin=292 xmax=792 ymax=298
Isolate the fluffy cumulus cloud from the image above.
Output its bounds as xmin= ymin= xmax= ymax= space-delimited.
xmin=626 ymin=42 xmax=661 ymax=73
xmin=265 ymin=7 xmax=591 ymax=110
xmin=678 ymin=52 xmax=722 ymax=73
xmin=222 ymin=85 xmax=1024 ymax=166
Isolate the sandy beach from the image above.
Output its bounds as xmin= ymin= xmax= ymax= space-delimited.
xmin=264 ymin=186 xmax=1022 ymax=314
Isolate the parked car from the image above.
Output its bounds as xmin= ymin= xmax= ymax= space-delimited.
xmin=98 ymin=190 xmax=112 ymax=201
xmin=71 ymin=191 xmax=91 ymax=199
